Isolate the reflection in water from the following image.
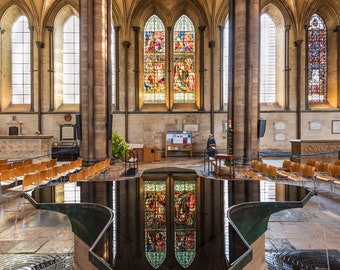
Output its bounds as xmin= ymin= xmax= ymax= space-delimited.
xmin=32 ymin=169 xmax=311 ymax=270
xmin=174 ymin=180 xmax=196 ymax=268
xmin=144 ymin=180 xmax=167 ymax=268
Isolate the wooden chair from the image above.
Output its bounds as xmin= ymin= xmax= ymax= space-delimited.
xmin=0 ymin=168 xmax=17 ymax=188
xmin=258 ymin=162 xmax=268 ymax=174
xmin=39 ymin=168 xmax=52 ymax=185
xmin=291 ymin=162 xmax=304 ymax=175
xmin=0 ymin=169 xmax=19 ymax=207
xmin=15 ymin=165 xmax=29 ymax=182
xmin=276 ymin=160 xmax=293 ymax=178
xmin=0 ymin=163 xmax=12 ymax=174
xmin=69 ymin=172 xmax=80 ymax=183
xmin=50 ymin=165 xmax=62 ymax=182
xmin=48 ymin=158 xmax=57 ymax=168
xmin=11 ymin=161 xmax=23 ymax=169
xmin=7 ymin=172 xmax=41 ymax=228
xmin=59 ymin=163 xmax=70 ymax=181
xmin=288 ymin=165 xmax=315 ymax=182
xmin=315 ymin=162 xmax=331 ymax=174
xmin=69 ymin=158 xmax=83 ymax=174
xmin=75 ymin=158 xmax=83 ymax=171
xmin=90 ymin=163 xmax=101 ymax=179
xmin=334 ymin=160 xmax=340 ymax=166
xmin=239 ymin=160 xmax=261 ymax=178
xmin=27 ymin=163 xmax=39 ymax=174
xmin=22 ymin=159 xmax=33 ymax=166
xmin=39 ymin=161 xmax=49 ymax=171
xmin=266 ymin=165 xmax=277 ymax=180
xmin=315 ymin=164 xmax=340 ymax=182
xmin=8 ymin=171 xmax=40 ymax=193
xmin=78 ymin=168 xmax=89 ymax=181
xmin=306 ymin=159 xmax=318 ymax=167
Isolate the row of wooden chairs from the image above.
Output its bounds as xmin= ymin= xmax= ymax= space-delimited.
xmin=0 ymin=158 xmax=58 ymax=175
xmin=239 ymin=159 xmax=316 ymax=182
xmin=69 ymin=158 xmax=110 ymax=183
xmin=305 ymin=159 xmax=340 ymax=187
xmin=275 ymin=160 xmax=315 ymax=181
xmin=0 ymin=161 xmax=52 ymax=189
xmin=239 ymin=160 xmax=278 ymax=180
xmin=0 ymin=159 xmax=32 ymax=174
xmin=1 ymin=158 xmax=83 ymax=194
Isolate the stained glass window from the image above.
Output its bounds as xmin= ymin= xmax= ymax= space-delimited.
xmin=174 ymin=180 xmax=196 ymax=268
xmin=173 ymin=15 xmax=196 ymax=104
xmin=144 ymin=180 xmax=167 ymax=269
xmin=63 ymin=15 xmax=80 ymax=104
xmin=11 ymin=16 xmax=31 ymax=104
xmin=308 ymin=14 xmax=327 ymax=103
xmin=260 ymin=14 xmax=276 ymax=103
xmin=144 ymin=15 xmax=166 ymax=104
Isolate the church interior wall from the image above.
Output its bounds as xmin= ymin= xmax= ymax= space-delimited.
xmin=1 ymin=0 xmax=340 ymax=157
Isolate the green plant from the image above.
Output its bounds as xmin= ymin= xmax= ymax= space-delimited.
xmin=111 ymin=132 xmax=129 ymax=160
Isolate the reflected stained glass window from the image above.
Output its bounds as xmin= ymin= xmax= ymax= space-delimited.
xmin=174 ymin=180 xmax=196 ymax=268
xmin=144 ymin=15 xmax=166 ymax=104
xmin=308 ymin=14 xmax=327 ymax=103
xmin=173 ymin=15 xmax=196 ymax=104
xmin=145 ymin=180 xmax=166 ymax=268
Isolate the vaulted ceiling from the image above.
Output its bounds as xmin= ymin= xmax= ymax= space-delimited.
xmin=1 ymin=0 xmax=339 ymax=36
xmin=4 ymin=0 xmax=333 ymax=23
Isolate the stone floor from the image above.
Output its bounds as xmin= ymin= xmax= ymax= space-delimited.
xmin=0 ymin=157 xmax=339 ymax=269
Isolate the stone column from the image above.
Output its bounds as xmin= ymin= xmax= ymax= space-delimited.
xmin=46 ymin=26 xmax=55 ymax=111
xmin=114 ymin=26 xmax=121 ymax=111
xmin=336 ymin=25 xmax=340 ymax=109
xmin=199 ymin=26 xmax=206 ymax=111
xmin=132 ymin=27 xmax=140 ymax=111
xmin=284 ymin=25 xmax=291 ymax=110
xmin=36 ymin=41 xmax=44 ymax=132
xmin=29 ymin=26 xmax=34 ymax=112
xmin=230 ymin=0 xmax=260 ymax=164
xmin=80 ymin=0 xmax=110 ymax=164
xmin=294 ymin=40 xmax=303 ymax=139
xmin=209 ymin=40 xmax=216 ymax=134
xmin=123 ymin=41 xmax=131 ymax=141
xmin=167 ymin=27 xmax=172 ymax=111
xmin=0 ymin=28 xmax=5 ymax=112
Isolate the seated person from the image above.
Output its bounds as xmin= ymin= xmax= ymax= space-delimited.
xmin=206 ymin=134 xmax=217 ymax=157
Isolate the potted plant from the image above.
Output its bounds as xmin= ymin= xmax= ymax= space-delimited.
xmin=111 ymin=132 xmax=129 ymax=162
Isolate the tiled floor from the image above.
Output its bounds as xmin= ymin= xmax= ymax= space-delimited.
xmin=0 ymin=157 xmax=339 ymax=269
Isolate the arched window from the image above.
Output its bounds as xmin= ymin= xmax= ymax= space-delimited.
xmin=173 ymin=15 xmax=195 ymax=104
xmin=260 ymin=13 xmax=276 ymax=103
xmin=11 ymin=16 xmax=30 ymax=104
xmin=308 ymin=14 xmax=327 ymax=103
xmin=62 ymin=15 xmax=79 ymax=104
xmin=142 ymin=14 xmax=196 ymax=108
xmin=222 ymin=20 xmax=229 ymax=108
xmin=143 ymin=15 xmax=166 ymax=104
